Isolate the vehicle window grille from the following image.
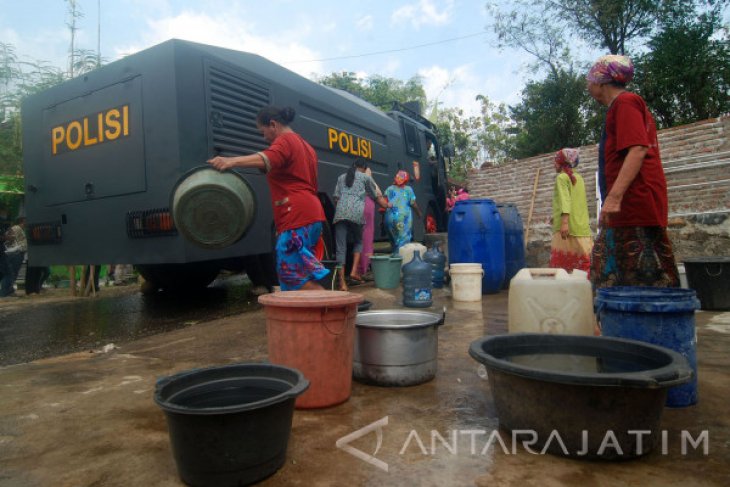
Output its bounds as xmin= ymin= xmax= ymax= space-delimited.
xmin=207 ymin=64 xmax=270 ymax=156
xmin=403 ymin=121 xmax=422 ymax=157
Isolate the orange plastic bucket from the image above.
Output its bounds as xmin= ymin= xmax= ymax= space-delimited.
xmin=258 ymin=290 xmax=363 ymax=409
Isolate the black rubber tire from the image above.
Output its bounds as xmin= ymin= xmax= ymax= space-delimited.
xmin=136 ymin=263 xmax=220 ymax=293
xmin=243 ymin=253 xmax=278 ymax=290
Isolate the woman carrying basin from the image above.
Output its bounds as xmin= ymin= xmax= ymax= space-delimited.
xmin=208 ymin=105 xmax=329 ymax=290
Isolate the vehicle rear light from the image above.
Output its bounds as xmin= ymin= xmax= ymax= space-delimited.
xmin=28 ymin=221 xmax=63 ymax=244
xmin=126 ymin=208 xmax=177 ymax=238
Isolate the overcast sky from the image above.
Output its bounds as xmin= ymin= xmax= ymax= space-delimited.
xmin=1 ymin=0 xmax=542 ymax=115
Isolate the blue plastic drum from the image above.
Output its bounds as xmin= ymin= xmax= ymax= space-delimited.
xmin=595 ymin=286 xmax=700 ymax=407
xmin=448 ymin=199 xmax=505 ymax=294
xmin=497 ymin=203 xmax=526 ymax=288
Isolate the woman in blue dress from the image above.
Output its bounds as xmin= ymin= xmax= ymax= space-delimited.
xmin=384 ymin=170 xmax=423 ymax=254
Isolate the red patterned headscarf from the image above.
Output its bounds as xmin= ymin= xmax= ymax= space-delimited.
xmin=586 ymin=55 xmax=634 ymax=85
xmin=394 ymin=170 xmax=409 ymax=187
xmin=555 ymin=148 xmax=580 ymax=185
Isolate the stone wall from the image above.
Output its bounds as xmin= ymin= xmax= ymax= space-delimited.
xmin=468 ymin=116 xmax=730 ymax=266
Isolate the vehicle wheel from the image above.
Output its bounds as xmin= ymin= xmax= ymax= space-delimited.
xmin=243 ymin=253 xmax=278 ymax=290
xmin=136 ymin=263 xmax=220 ymax=293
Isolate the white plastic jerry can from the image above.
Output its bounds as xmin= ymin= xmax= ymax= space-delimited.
xmin=508 ymin=268 xmax=595 ymax=335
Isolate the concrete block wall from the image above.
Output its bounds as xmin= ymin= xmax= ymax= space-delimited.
xmin=468 ymin=116 xmax=730 ymax=266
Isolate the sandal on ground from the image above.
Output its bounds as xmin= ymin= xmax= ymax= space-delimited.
xmin=348 ymin=275 xmax=364 ymax=283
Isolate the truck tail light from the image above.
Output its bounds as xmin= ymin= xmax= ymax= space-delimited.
xmin=126 ymin=208 xmax=177 ymax=238
xmin=28 ymin=221 xmax=63 ymax=244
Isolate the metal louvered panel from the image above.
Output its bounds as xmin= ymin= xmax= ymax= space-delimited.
xmin=207 ymin=64 xmax=270 ymax=155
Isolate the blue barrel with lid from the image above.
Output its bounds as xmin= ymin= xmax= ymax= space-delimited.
xmin=448 ymin=199 xmax=505 ymax=294
xmin=497 ymin=203 xmax=526 ymax=288
xmin=595 ymin=286 xmax=700 ymax=407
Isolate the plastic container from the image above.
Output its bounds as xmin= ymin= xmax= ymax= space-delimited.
xmin=171 ymin=167 xmax=256 ymax=249
xmin=448 ymin=199 xmax=505 ymax=294
xmin=683 ymin=257 xmax=730 ymax=310
xmin=496 ymin=203 xmax=526 ymax=288
xmin=154 ymin=363 xmax=309 ymax=486
xmin=398 ymin=242 xmax=427 ymax=268
xmin=424 ymin=232 xmax=449 ymax=264
xmin=595 ymin=286 xmax=700 ymax=407
xmin=508 ymin=268 xmax=594 ymax=336
xmin=469 ymin=334 xmax=692 ymax=460
xmin=371 ymin=255 xmax=403 ymax=289
xmin=354 ymin=310 xmax=444 ymax=386
xmin=402 ymin=250 xmax=433 ymax=308
xmin=259 ymin=290 xmax=362 ymax=408
xmin=449 ymin=263 xmax=483 ymax=302
xmin=423 ymin=241 xmax=447 ymax=288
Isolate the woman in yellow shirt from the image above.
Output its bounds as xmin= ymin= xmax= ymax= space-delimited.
xmin=549 ymin=148 xmax=593 ymax=273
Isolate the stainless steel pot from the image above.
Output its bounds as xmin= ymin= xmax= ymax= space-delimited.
xmin=354 ymin=309 xmax=445 ymax=386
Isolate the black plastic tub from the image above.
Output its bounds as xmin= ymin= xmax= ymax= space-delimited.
xmin=469 ymin=334 xmax=692 ymax=460
xmin=154 ymin=363 xmax=308 ymax=486
xmin=683 ymin=257 xmax=730 ymax=310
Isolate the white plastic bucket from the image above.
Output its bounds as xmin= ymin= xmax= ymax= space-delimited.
xmin=449 ymin=263 xmax=484 ymax=302
xmin=508 ymin=268 xmax=594 ymax=335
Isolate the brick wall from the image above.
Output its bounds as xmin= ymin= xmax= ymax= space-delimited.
xmin=467 ymin=116 xmax=730 ymax=265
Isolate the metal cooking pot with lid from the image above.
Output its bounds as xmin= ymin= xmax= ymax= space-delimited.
xmin=354 ymin=308 xmax=445 ymax=386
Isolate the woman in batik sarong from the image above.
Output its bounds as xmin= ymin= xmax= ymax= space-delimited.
xmin=586 ymin=54 xmax=679 ymax=288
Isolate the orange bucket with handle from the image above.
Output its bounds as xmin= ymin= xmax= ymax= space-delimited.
xmin=259 ymin=290 xmax=363 ymax=409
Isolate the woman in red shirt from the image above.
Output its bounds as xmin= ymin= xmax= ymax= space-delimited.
xmin=208 ymin=106 xmax=329 ymax=290
xmin=586 ymin=55 xmax=679 ymax=288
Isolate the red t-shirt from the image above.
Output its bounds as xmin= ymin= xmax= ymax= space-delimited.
xmin=604 ymin=92 xmax=668 ymax=227
xmin=260 ymin=132 xmax=325 ymax=232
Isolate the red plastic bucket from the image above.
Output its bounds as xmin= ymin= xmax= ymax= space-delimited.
xmin=259 ymin=290 xmax=363 ymax=409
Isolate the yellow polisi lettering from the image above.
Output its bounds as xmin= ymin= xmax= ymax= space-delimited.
xmin=50 ymin=104 xmax=130 ymax=156
xmin=326 ymin=127 xmax=373 ymax=159
xmin=51 ymin=127 xmax=65 ymax=155
xmin=83 ymin=117 xmax=98 ymax=146
xmin=66 ymin=121 xmax=83 ymax=150
xmin=105 ymin=109 xmax=121 ymax=140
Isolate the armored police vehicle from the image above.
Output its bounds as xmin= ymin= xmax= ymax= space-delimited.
xmin=22 ymin=39 xmax=449 ymax=291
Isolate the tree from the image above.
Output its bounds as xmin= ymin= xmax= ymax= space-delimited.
xmin=508 ymin=69 xmax=603 ymax=158
xmin=488 ymin=0 xmax=574 ymax=75
xmin=633 ymin=3 xmax=730 ymax=127
xmin=545 ymin=0 xmax=662 ymax=54
xmin=317 ymin=72 xmax=427 ymax=113
xmin=431 ymin=95 xmax=515 ymax=181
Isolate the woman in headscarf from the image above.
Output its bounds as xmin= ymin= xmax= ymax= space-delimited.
xmin=384 ymin=170 xmax=423 ymax=254
xmin=586 ymin=55 xmax=679 ymax=288
xmin=549 ymin=148 xmax=593 ymax=273
xmin=333 ymin=158 xmax=389 ymax=291
xmin=208 ymin=106 xmax=329 ymax=290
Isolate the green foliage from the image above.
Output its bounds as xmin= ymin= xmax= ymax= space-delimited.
xmin=509 ymin=69 xmax=604 ymax=158
xmin=317 ymin=72 xmax=427 ymax=112
xmin=547 ymin=0 xmax=662 ymax=55
xmin=633 ymin=3 xmax=730 ymax=127
xmin=432 ymin=95 xmax=516 ymax=180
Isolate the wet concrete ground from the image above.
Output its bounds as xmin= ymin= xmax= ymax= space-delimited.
xmin=0 ymin=283 xmax=729 ymax=486
xmin=0 ymin=276 xmax=257 ymax=366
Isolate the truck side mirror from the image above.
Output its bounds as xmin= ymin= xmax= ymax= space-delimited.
xmin=442 ymin=144 xmax=455 ymax=158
